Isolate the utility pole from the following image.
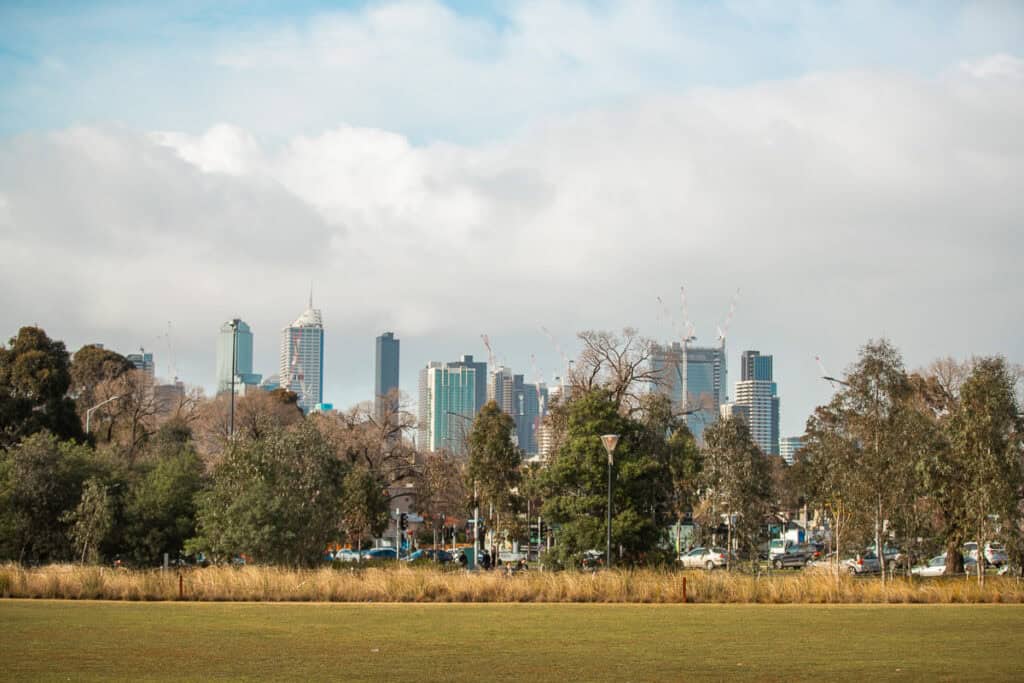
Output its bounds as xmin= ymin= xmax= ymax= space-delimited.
xmin=229 ymin=318 xmax=240 ymax=438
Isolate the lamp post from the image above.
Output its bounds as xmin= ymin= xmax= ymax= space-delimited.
xmin=85 ymin=395 xmax=121 ymax=434
xmin=601 ymin=434 xmax=620 ymax=570
xmin=228 ymin=318 xmax=240 ymax=438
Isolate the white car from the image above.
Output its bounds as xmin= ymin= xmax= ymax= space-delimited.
xmin=679 ymin=547 xmax=732 ymax=570
xmin=964 ymin=542 xmax=1009 ymax=567
xmin=912 ymin=554 xmax=978 ymax=577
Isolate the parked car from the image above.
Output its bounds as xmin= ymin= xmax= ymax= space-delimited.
xmin=844 ymin=551 xmax=881 ymax=575
xmin=866 ymin=543 xmax=905 ymax=566
xmin=333 ymin=549 xmax=362 ymax=563
xmin=405 ymin=549 xmax=453 ymax=564
xmin=679 ymin=547 xmax=733 ymax=570
xmin=362 ymin=548 xmax=398 ymax=560
xmin=911 ymin=554 xmax=979 ymax=577
xmin=964 ymin=542 xmax=1008 ymax=567
xmin=771 ymin=544 xmax=814 ymax=570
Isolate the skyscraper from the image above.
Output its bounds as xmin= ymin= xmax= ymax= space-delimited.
xmin=279 ymin=297 xmax=324 ymax=414
xmin=733 ymin=350 xmax=780 ymax=456
xmin=374 ymin=332 xmax=400 ymax=422
xmin=418 ymin=359 xmax=479 ymax=453
xmin=651 ymin=342 xmax=727 ymax=444
xmin=216 ymin=319 xmax=261 ymax=394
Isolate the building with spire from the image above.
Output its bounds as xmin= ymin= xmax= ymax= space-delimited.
xmin=279 ymin=295 xmax=324 ymax=414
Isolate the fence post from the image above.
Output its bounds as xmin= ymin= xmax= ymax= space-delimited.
xmin=178 ymin=573 xmax=184 ymax=600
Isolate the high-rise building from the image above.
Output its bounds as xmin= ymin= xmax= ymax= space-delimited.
xmin=780 ymin=436 xmax=803 ymax=465
xmin=487 ymin=366 xmax=547 ymax=455
xmin=741 ymin=350 xmax=773 ymax=382
xmin=279 ymin=298 xmax=324 ymax=414
xmin=216 ymin=319 xmax=261 ymax=394
xmin=513 ymin=376 xmax=546 ymax=455
xmin=449 ymin=354 xmax=487 ymax=415
xmin=651 ymin=342 xmax=727 ymax=444
xmin=126 ymin=349 xmax=155 ymax=379
xmin=417 ymin=359 xmax=480 ymax=453
xmin=733 ymin=350 xmax=780 ymax=456
xmin=537 ymin=378 xmax=568 ymax=460
xmin=374 ymin=332 xmax=400 ymax=422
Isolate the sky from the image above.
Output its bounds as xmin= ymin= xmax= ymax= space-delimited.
xmin=1 ymin=0 xmax=1022 ymax=437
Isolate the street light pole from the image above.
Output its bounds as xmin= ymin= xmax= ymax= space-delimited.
xmin=601 ymin=434 xmax=620 ymax=570
xmin=229 ymin=318 xmax=240 ymax=438
xmin=85 ymin=395 xmax=121 ymax=434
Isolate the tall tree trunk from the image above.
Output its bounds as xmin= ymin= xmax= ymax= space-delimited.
xmin=726 ymin=509 xmax=732 ymax=571
xmin=876 ymin=496 xmax=886 ymax=584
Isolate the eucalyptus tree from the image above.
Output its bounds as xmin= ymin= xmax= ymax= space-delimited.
xmin=801 ymin=340 xmax=926 ymax=580
xmin=699 ymin=416 xmax=771 ymax=568
xmin=947 ymin=357 xmax=1024 ymax=583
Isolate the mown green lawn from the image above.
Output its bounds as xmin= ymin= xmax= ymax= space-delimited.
xmin=2 ymin=601 xmax=1022 ymax=681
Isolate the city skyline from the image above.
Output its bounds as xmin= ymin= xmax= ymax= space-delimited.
xmin=1 ymin=2 xmax=1021 ymax=438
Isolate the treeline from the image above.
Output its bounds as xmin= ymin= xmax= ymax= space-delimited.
xmin=0 ymin=326 xmax=406 ymax=567
xmin=1 ymin=326 xmax=1022 ymax=572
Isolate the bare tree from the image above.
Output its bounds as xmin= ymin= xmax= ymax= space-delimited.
xmin=313 ymin=392 xmax=420 ymax=502
xmin=89 ymin=369 xmax=159 ymax=462
xmin=193 ymin=389 xmax=303 ymax=463
xmin=571 ymin=328 xmax=663 ymax=413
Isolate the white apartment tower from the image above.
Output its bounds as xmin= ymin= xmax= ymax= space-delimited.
xmin=279 ymin=297 xmax=324 ymax=414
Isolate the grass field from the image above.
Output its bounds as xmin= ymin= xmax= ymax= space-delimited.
xmin=3 ymin=601 xmax=1023 ymax=681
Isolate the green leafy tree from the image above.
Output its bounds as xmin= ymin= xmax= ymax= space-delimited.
xmin=538 ymin=389 xmax=692 ymax=567
xmin=699 ymin=416 xmax=771 ymax=568
xmin=189 ymin=420 xmax=347 ymax=566
xmin=338 ymin=465 xmax=390 ymax=552
xmin=0 ymin=327 xmax=83 ymax=447
xmin=122 ymin=445 xmax=205 ymax=565
xmin=467 ymin=401 xmax=523 ymax=534
xmin=948 ymin=357 xmax=1024 ymax=582
xmin=0 ymin=432 xmax=101 ymax=563
xmin=62 ymin=477 xmax=113 ymax=564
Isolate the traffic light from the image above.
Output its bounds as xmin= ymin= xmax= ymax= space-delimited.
xmin=399 ymin=513 xmax=409 ymax=530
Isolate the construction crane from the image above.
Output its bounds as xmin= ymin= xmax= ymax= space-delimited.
xmin=539 ymin=326 xmax=570 ymax=380
xmin=480 ymin=334 xmax=497 ymax=373
xmin=677 ymin=286 xmax=698 ymax=408
xmin=716 ymin=288 xmax=740 ymax=350
xmin=816 ymin=355 xmax=848 ymax=387
xmin=155 ymin=321 xmax=179 ymax=382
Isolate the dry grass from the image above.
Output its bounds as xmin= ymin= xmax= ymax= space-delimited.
xmin=1 ymin=563 xmax=1021 ymax=603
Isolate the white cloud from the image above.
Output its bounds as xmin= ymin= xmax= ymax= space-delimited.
xmin=2 ymin=58 xmax=1023 ymax=434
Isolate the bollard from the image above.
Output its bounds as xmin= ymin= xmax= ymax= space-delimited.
xmin=178 ymin=573 xmax=184 ymax=600
xmin=682 ymin=575 xmax=687 ymax=603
